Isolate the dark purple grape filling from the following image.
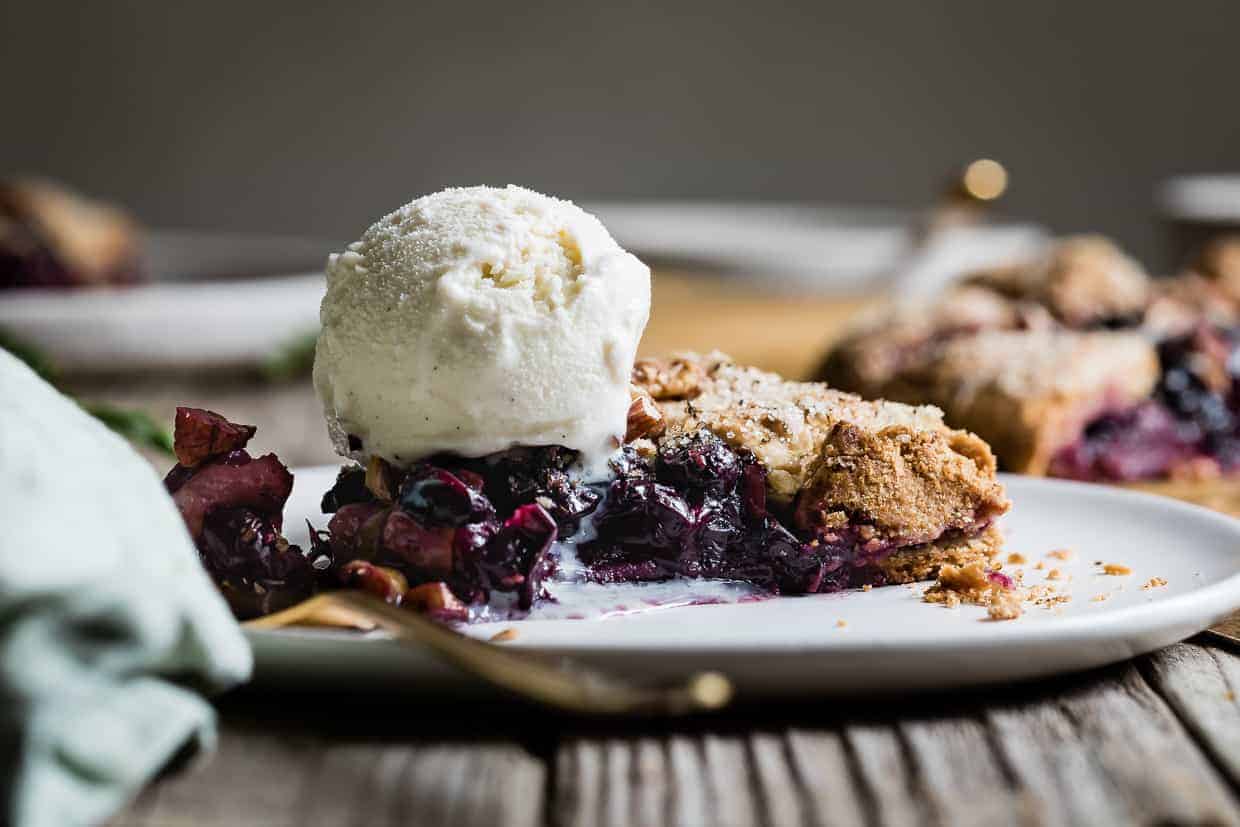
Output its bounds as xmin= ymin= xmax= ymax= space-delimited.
xmin=312 ymin=429 xmax=944 ymax=611
xmin=439 ymin=445 xmax=601 ymax=534
xmin=577 ymin=430 xmax=908 ymax=595
xmin=1154 ymin=325 xmax=1240 ymax=470
xmin=164 ymin=409 xmax=326 ymax=619
xmin=175 ymin=412 xmax=995 ymax=619
xmin=456 ymin=504 xmax=558 ymax=610
xmin=320 ymin=466 xmax=370 ymax=513
xmin=397 ymin=467 xmax=495 ymax=527
xmin=1049 ymin=325 xmax=1240 ymax=481
xmin=656 ymin=430 xmax=741 ymax=497
xmin=1048 ymin=403 xmax=1199 ymax=481
xmin=198 ymin=508 xmax=327 ymax=619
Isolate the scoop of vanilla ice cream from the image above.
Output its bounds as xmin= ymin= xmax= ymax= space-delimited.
xmin=314 ymin=185 xmax=651 ymax=472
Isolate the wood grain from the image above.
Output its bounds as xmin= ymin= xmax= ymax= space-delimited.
xmin=542 ymin=659 xmax=1240 ymax=827
xmin=115 ymin=728 xmax=545 ymax=827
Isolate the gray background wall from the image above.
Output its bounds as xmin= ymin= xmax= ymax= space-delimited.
xmin=3 ymin=0 xmax=1238 ymax=270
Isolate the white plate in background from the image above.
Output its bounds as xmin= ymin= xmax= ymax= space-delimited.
xmin=590 ymin=201 xmax=1045 ymax=293
xmin=0 ymin=230 xmax=334 ymax=372
xmin=247 ymin=468 xmax=1240 ymax=696
xmin=0 ymin=206 xmax=1045 ymax=372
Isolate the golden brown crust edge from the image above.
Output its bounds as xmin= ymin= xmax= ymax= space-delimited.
xmin=877 ymin=523 xmax=1002 ymax=584
xmin=634 ymin=353 xmax=1010 ymax=543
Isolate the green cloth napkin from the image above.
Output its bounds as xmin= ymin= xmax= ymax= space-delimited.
xmin=0 ymin=350 xmax=253 ymax=827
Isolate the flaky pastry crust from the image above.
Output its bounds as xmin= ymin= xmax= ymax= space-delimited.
xmin=634 ymin=354 xmax=1010 ymax=544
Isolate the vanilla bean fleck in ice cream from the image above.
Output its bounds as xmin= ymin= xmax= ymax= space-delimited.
xmin=314 ymin=185 xmax=651 ymax=472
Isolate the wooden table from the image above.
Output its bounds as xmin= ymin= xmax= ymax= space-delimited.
xmin=113 ymin=639 xmax=1240 ymax=826
xmin=87 ymin=272 xmax=1240 ymax=826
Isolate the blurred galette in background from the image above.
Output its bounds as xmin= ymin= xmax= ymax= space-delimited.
xmin=0 ymin=178 xmax=144 ymax=289
xmin=819 ymin=235 xmax=1240 ymax=483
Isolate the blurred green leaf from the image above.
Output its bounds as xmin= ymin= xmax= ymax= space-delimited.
xmin=81 ymin=401 xmax=175 ymax=456
xmin=0 ymin=328 xmax=58 ymax=382
xmin=261 ymin=330 xmax=318 ymax=382
xmin=1 ymin=326 xmax=174 ymax=456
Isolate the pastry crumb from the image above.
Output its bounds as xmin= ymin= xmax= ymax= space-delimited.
xmin=1006 ymin=552 xmax=1027 ymax=565
xmin=490 ymin=628 xmax=519 ymax=642
xmin=1033 ymin=561 xmax=1045 ymax=571
xmin=1225 ymin=690 xmax=1236 ymax=702
xmin=1090 ymin=594 xmax=1109 ymax=602
xmin=1025 ymin=583 xmax=1071 ymax=609
xmin=1046 ymin=568 xmax=1062 ymax=581
xmin=923 ymin=562 xmax=1022 ymax=620
xmin=835 ymin=619 xmax=847 ymax=628
xmin=1141 ymin=577 xmax=1168 ymax=590
xmin=1102 ymin=563 xmax=1132 ymax=576
xmin=987 ymin=591 xmax=1023 ymax=620
xmin=861 ymin=584 xmax=872 ymax=592
xmin=1047 ymin=548 xmax=1074 ymax=561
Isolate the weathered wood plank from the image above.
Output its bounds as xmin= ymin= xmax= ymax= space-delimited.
xmin=666 ymin=735 xmax=711 ymax=825
xmin=113 ymin=729 xmax=544 ymax=827
xmin=700 ymin=734 xmax=764 ymax=826
xmin=1142 ymin=641 xmax=1240 ymax=786
xmin=631 ymin=738 xmax=669 ymax=826
xmin=554 ymin=739 xmax=602 ymax=827
xmin=746 ymin=732 xmax=805 ymax=826
xmin=986 ymin=693 xmax=1130 ymax=825
xmin=117 ymin=644 xmax=1240 ymax=827
xmin=842 ymin=724 xmax=926 ymax=827
xmin=987 ymin=663 xmax=1240 ymax=826
xmin=784 ymin=729 xmax=868 ymax=827
xmin=114 ymin=730 xmax=319 ymax=826
xmin=600 ymin=738 xmax=635 ymax=827
xmin=898 ymin=715 xmax=1034 ymax=826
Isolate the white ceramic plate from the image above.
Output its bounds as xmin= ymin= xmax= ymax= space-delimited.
xmin=590 ymin=201 xmax=1045 ymax=293
xmin=246 ymin=467 xmax=1240 ymax=696
xmin=0 ymin=230 xmax=334 ymax=372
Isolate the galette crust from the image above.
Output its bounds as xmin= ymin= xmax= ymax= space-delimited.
xmin=964 ymin=235 xmax=1150 ymax=327
xmin=871 ymin=330 xmax=1159 ymax=474
xmin=634 ymin=354 xmax=1010 ymax=542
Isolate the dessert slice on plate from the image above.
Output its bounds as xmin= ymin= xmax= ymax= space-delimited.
xmin=167 ymin=355 xmax=1010 ymax=623
xmin=820 ymin=236 xmax=1240 ymax=482
xmin=165 ymin=185 xmax=1011 ymax=623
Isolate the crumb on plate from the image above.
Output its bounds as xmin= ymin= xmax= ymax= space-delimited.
xmin=923 ymin=562 xmax=1023 ymax=620
xmin=1141 ymin=577 xmax=1168 ymax=590
xmin=490 ymin=628 xmax=519 ymax=642
xmin=1102 ymin=563 xmax=1132 ymax=576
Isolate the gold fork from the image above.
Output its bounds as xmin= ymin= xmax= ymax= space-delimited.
xmin=245 ymin=590 xmax=734 ymax=716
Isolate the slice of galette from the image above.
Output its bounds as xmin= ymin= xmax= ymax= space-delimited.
xmin=171 ymin=361 xmax=1012 ymax=622
xmin=316 ymin=354 xmax=1010 ymax=616
xmin=820 ymin=235 xmax=1240 ymax=482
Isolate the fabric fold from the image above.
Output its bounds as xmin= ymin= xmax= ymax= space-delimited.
xmin=0 ymin=350 xmax=252 ymax=827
